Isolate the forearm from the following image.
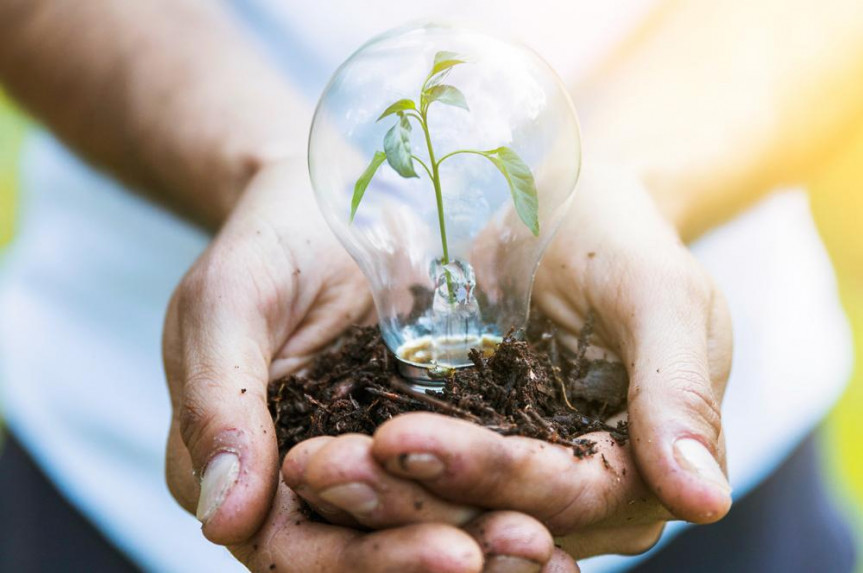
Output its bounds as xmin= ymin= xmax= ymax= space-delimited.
xmin=0 ymin=0 xmax=310 ymax=229
xmin=575 ymin=0 xmax=863 ymax=241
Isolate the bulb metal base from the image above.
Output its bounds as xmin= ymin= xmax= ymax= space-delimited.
xmin=396 ymin=360 xmax=472 ymax=388
xmin=394 ymin=332 xmax=502 ymax=388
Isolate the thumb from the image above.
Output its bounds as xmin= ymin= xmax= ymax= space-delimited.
xmin=164 ymin=275 xmax=280 ymax=546
xmin=624 ymin=281 xmax=733 ymax=524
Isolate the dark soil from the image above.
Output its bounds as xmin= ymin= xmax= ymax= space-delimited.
xmin=268 ymin=312 xmax=629 ymax=460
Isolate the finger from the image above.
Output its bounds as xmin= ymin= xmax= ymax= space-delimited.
xmin=556 ymin=522 xmax=665 ymax=561
xmin=623 ymin=280 xmax=733 ymax=524
xmin=165 ymin=417 xmax=199 ymax=514
xmin=542 ymin=549 xmax=580 ymax=573
xmin=234 ymin=483 xmax=485 ymax=573
xmin=281 ymin=436 xmax=360 ymax=527
xmin=164 ymin=258 xmax=281 ymax=545
xmin=371 ymin=413 xmax=671 ymax=534
xmin=464 ymin=511 xmax=555 ymax=573
xmin=287 ymin=433 xmax=479 ymax=528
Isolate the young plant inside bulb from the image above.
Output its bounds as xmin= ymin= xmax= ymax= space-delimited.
xmin=309 ymin=23 xmax=581 ymax=384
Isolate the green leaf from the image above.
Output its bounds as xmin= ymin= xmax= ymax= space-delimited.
xmin=423 ymin=85 xmax=469 ymax=112
xmin=424 ymin=68 xmax=453 ymax=92
xmin=383 ymin=114 xmax=418 ymax=178
xmin=377 ymin=99 xmax=416 ymax=121
xmin=484 ymin=147 xmax=540 ymax=236
xmin=430 ymin=51 xmax=466 ymax=77
xmin=351 ymin=151 xmax=386 ymax=222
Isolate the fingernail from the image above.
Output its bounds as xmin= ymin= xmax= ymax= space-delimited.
xmin=294 ymin=485 xmax=342 ymax=516
xmin=387 ymin=453 xmax=445 ymax=479
xmin=674 ymin=438 xmax=731 ymax=495
xmin=196 ymin=452 xmax=240 ymax=523
xmin=318 ymin=483 xmax=379 ymax=514
xmin=484 ymin=555 xmax=542 ymax=573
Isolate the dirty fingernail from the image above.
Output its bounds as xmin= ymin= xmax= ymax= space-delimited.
xmin=387 ymin=453 xmax=445 ymax=479
xmin=674 ymin=438 xmax=731 ymax=495
xmin=294 ymin=485 xmax=342 ymax=516
xmin=319 ymin=483 xmax=379 ymax=514
xmin=484 ymin=555 xmax=542 ymax=573
xmin=196 ymin=452 xmax=240 ymax=523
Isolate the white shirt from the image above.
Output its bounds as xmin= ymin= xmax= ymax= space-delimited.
xmin=0 ymin=2 xmax=852 ymax=571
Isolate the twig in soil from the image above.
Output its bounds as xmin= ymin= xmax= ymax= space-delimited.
xmin=527 ymin=407 xmax=555 ymax=434
xmin=388 ymin=376 xmax=482 ymax=423
xmin=552 ymin=309 xmax=597 ymax=412
xmin=554 ymin=365 xmax=578 ymax=412
xmin=364 ymin=386 xmax=419 ymax=407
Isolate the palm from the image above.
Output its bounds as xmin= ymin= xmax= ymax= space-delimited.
xmin=266 ymin=237 xmax=373 ymax=380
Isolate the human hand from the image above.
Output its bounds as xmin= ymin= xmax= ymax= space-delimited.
xmin=162 ymin=159 xmax=577 ymax=571
xmin=282 ymin=434 xmax=580 ymax=572
xmin=286 ymin=163 xmax=733 ymax=561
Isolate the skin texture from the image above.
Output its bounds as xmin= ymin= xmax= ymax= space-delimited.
xmin=1 ymin=0 xmax=861 ymax=569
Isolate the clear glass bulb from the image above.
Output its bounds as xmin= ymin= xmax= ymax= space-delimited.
xmin=309 ymin=22 xmax=581 ymax=381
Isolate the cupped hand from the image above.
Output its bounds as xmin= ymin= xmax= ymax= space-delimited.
xmin=314 ymin=162 xmax=734 ymax=560
xmin=161 ymin=159 xmax=576 ymax=572
xmin=162 ymin=159 xmax=373 ymax=543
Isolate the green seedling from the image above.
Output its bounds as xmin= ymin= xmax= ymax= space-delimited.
xmin=351 ymin=51 xmax=540 ymax=297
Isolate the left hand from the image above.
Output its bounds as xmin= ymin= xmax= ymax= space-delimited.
xmin=285 ymin=163 xmax=733 ymax=561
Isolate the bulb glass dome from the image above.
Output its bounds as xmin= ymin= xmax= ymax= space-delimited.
xmin=309 ymin=23 xmax=581 ymax=380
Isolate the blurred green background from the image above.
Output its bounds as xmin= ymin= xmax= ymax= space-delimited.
xmin=1 ymin=91 xmax=861 ymax=565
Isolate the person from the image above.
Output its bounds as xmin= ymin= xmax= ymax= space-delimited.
xmin=0 ymin=0 xmax=858 ymax=571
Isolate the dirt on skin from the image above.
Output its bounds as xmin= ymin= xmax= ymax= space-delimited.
xmin=268 ymin=312 xmax=629 ymax=460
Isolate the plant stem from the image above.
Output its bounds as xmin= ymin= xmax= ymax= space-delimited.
xmin=404 ymin=110 xmax=426 ymax=126
xmin=419 ymin=108 xmax=455 ymax=302
xmin=411 ymin=154 xmax=433 ymax=180
xmin=435 ymin=148 xmax=489 ymax=166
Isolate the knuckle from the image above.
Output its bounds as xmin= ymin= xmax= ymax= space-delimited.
xmin=668 ymin=370 xmax=723 ymax=441
xmin=663 ymin=349 xmax=711 ymax=388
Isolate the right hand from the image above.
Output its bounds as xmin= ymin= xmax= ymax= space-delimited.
xmin=161 ymin=159 xmax=574 ymax=572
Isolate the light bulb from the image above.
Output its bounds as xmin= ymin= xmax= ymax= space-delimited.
xmin=309 ymin=22 xmax=581 ymax=382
